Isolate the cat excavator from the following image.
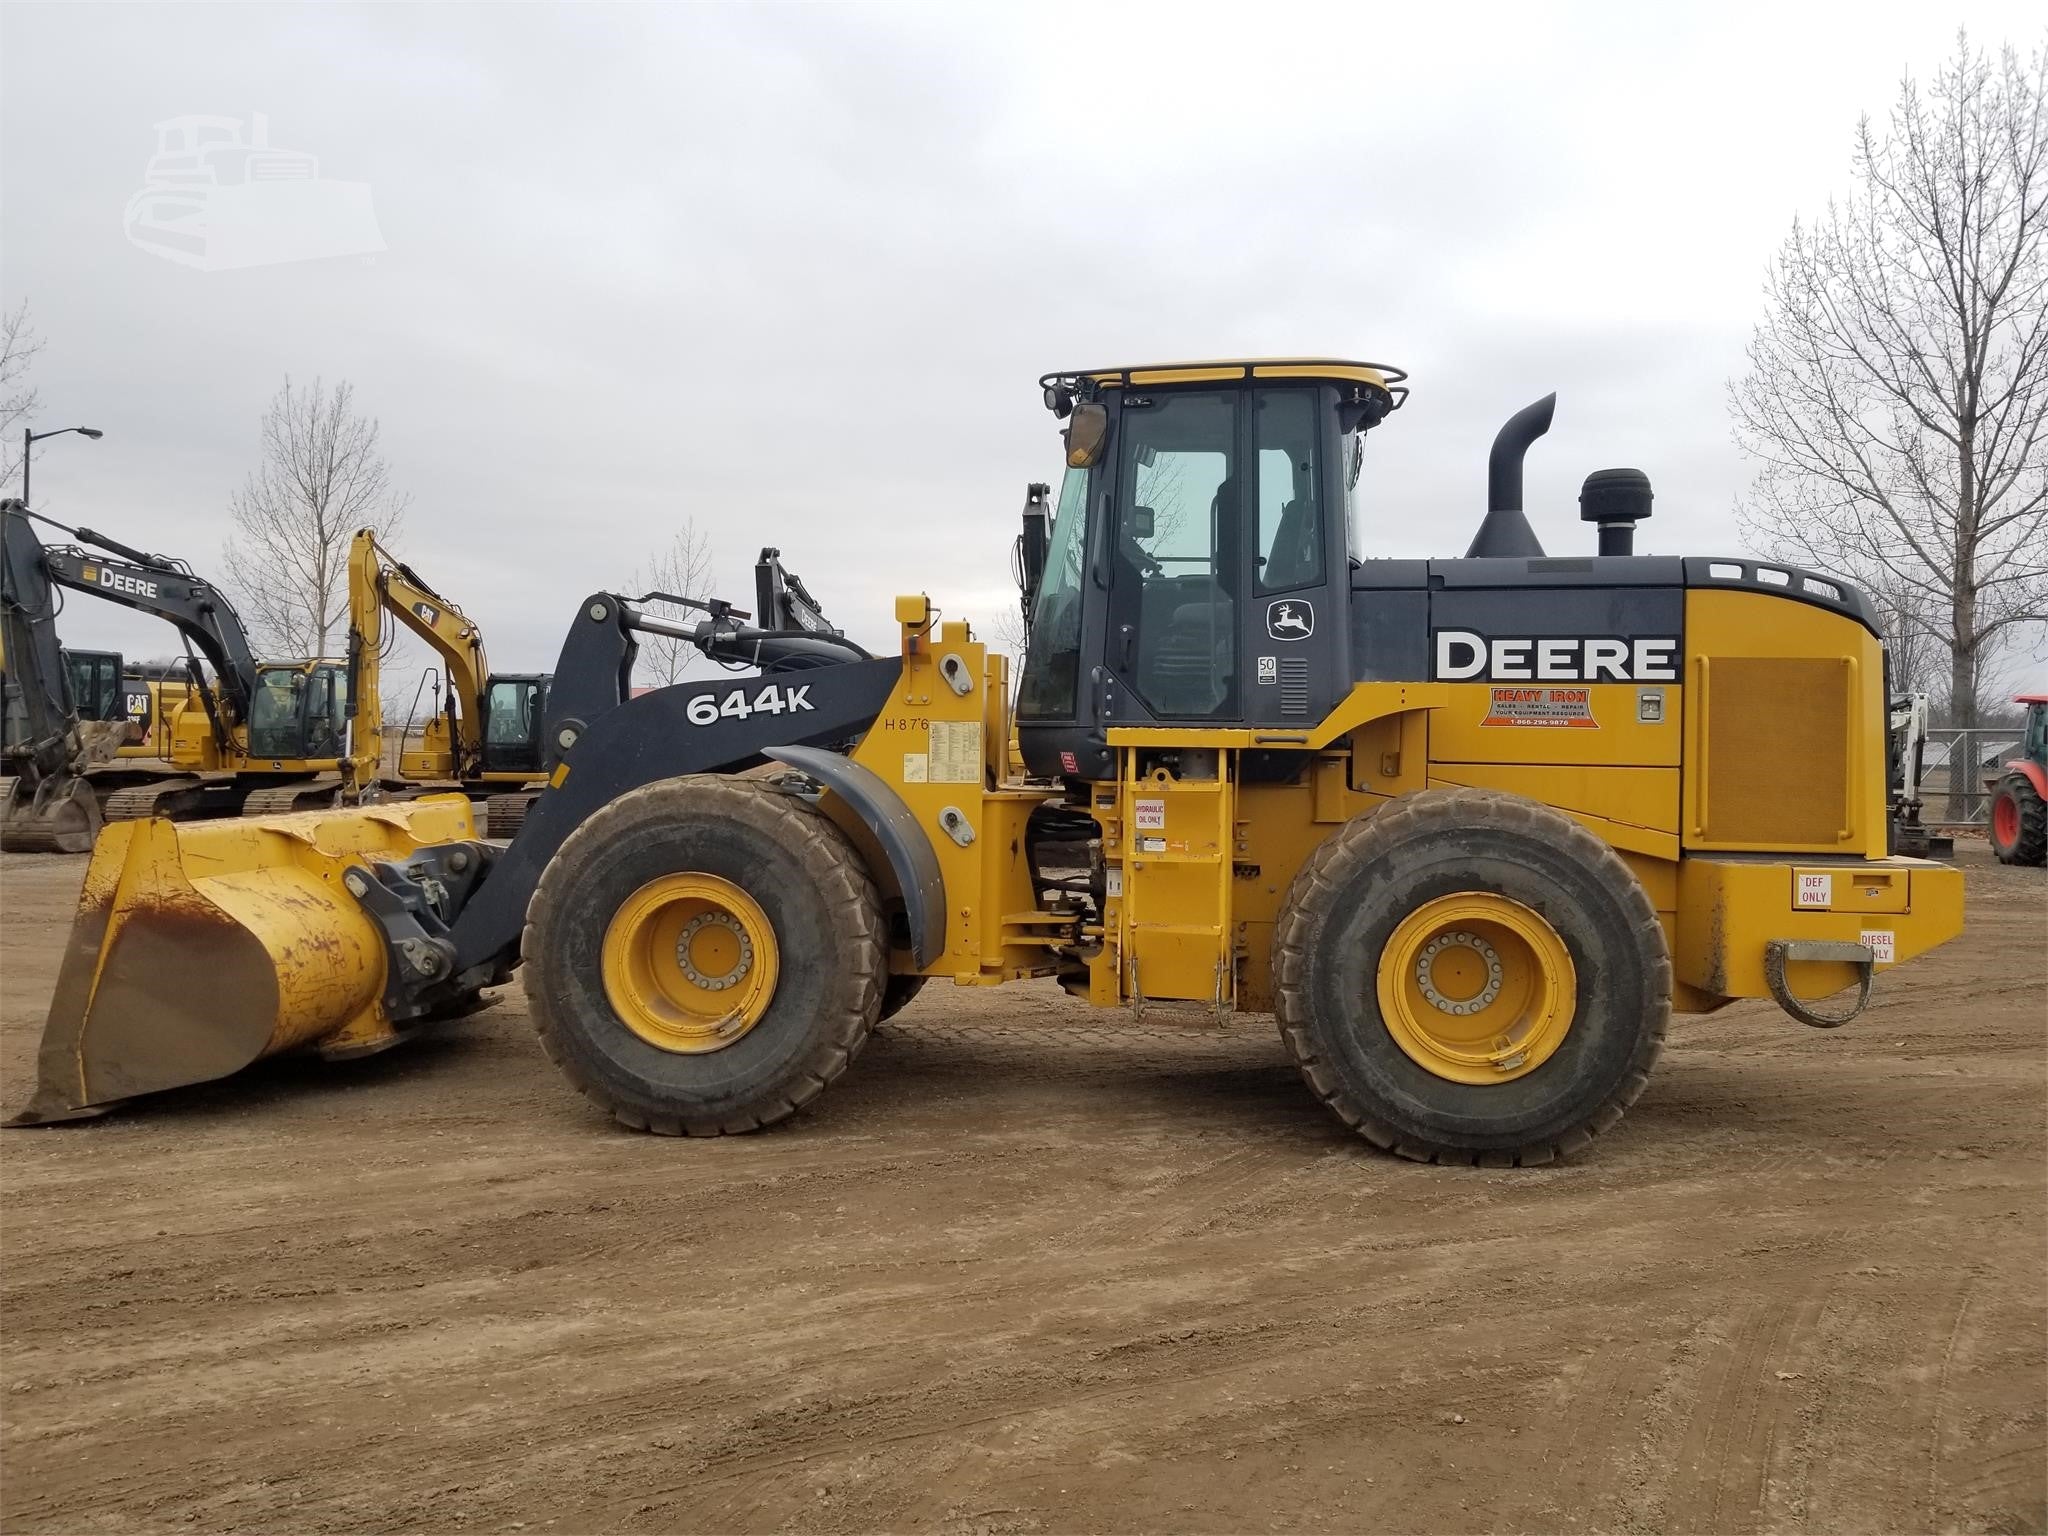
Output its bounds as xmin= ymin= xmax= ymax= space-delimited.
xmin=346 ymin=532 xmax=553 ymax=832
xmin=7 ymin=359 xmax=1968 ymax=1166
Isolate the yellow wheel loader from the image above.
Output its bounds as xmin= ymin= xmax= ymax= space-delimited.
xmin=7 ymin=361 xmax=1966 ymax=1163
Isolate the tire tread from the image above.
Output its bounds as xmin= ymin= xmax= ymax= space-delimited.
xmin=1271 ymin=786 xmax=1671 ymax=1164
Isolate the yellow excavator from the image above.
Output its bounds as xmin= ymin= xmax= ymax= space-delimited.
xmin=346 ymin=532 xmax=553 ymax=833
xmin=7 ymin=359 xmax=1967 ymax=1165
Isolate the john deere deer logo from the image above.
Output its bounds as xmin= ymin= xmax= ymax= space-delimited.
xmin=1266 ymin=599 xmax=1314 ymax=641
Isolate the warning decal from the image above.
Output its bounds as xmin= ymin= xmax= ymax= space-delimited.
xmin=1481 ymin=686 xmax=1598 ymax=728
xmin=927 ymin=720 xmax=980 ymax=784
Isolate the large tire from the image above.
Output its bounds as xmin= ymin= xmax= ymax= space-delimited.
xmin=1273 ymin=787 xmax=1670 ymax=1165
xmin=878 ymin=974 xmax=928 ymax=1023
xmin=523 ymin=775 xmax=887 ymax=1134
xmin=1988 ymin=775 xmax=2047 ymax=866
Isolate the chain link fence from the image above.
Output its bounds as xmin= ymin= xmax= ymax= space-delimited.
xmin=1914 ymin=727 xmax=2024 ymax=827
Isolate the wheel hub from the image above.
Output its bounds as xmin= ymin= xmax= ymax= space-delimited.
xmin=1376 ymin=892 xmax=1578 ymax=1085
xmin=675 ymin=912 xmax=754 ymax=991
xmin=600 ymin=873 xmax=780 ymax=1054
xmin=1414 ymin=931 xmax=1504 ymax=1016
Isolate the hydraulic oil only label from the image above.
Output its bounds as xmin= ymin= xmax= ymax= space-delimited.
xmin=1481 ymin=686 xmax=1597 ymax=728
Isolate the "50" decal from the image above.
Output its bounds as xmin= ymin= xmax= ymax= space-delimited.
xmin=683 ymin=682 xmax=814 ymax=727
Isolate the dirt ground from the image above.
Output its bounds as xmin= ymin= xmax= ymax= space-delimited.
xmin=0 ymin=845 xmax=2041 ymax=1535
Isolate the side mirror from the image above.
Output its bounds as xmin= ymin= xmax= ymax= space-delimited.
xmin=1063 ymin=402 xmax=1108 ymax=468
xmin=1018 ymin=483 xmax=1050 ymax=621
xmin=1128 ymin=505 xmax=1155 ymax=540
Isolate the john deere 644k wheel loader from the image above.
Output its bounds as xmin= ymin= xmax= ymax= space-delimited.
xmin=8 ymin=360 xmax=1966 ymax=1163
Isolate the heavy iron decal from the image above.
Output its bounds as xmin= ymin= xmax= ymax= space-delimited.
xmin=1482 ymin=687 xmax=1597 ymax=728
xmin=1433 ymin=629 xmax=1679 ymax=683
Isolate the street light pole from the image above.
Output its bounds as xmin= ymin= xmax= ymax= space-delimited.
xmin=21 ymin=425 xmax=105 ymax=507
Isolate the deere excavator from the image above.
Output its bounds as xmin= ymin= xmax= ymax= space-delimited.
xmin=0 ymin=500 xmax=382 ymax=838
xmin=1 ymin=628 xmax=138 ymax=852
xmin=8 ymin=360 xmax=1967 ymax=1166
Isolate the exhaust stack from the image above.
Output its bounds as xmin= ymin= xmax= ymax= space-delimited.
xmin=1466 ymin=393 xmax=1555 ymax=559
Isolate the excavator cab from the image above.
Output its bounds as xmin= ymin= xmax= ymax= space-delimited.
xmin=62 ymin=650 xmax=126 ymax=726
xmin=480 ymin=673 xmax=548 ymax=776
xmin=246 ymin=660 xmax=349 ymax=764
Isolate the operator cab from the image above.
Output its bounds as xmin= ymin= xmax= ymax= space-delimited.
xmin=246 ymin=660 xmax=349 ymax=762
xmin=1015 ymin=358 xmax=1403 ymax=780
xmin=481 ymin=672 xmax=549 ymax=776
xmin=61 ymin=649 xmax=125 ymax=724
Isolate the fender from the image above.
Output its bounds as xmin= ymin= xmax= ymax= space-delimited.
xmin=765 ymin=745 xmax=946 ymax=969
xmin=1997 ymin=758 xmax=2047 ymax=798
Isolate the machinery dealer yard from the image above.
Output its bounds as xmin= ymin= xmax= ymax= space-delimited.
xmin=1 ymin=846 xmax=2042 ymax=1535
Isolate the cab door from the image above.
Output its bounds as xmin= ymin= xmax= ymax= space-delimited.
xmin=1103 ymin=388 xmax=1242 ymax=723
xmin=482 ymin=676 xmax=547 ymax=775
xmin=1239 ymin=386 xmax=1346 ymax=728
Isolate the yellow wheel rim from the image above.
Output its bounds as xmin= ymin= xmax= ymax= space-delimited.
xmin=601 ymin=873 xmax=779 ymax=1053
xmin=1376 ymin=892 xmax=1576 ymax=1085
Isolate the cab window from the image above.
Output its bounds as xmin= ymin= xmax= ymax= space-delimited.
xmin=1017 ymin=467 xmax=1092 ymax=721
xmin=248 ymin=669 xmax=306 ymax=758
xmin=486 ymin=678 xmax=541 ymax=749
xmin=1253 ymin=390 xmax=1323 ymax=592
xmin=1111 ymin=389 xmax=1238 ymax=720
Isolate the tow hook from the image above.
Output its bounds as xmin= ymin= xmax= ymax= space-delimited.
xmin=1763 ymin=939 xmax=1874 ymax=1029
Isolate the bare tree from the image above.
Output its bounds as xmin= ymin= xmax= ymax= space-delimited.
xmin=1866 ymin=569 xmax=1946 ymax=699
xmin=625 ymin=523 xmax=715 ymax=687
xmin=222 ymin=377 xmax=409 ymax=657
xmin=1730 ymin=33 xmax=2048 ymax=730
xmin=1 ymin=301 xmax=45 ymax=492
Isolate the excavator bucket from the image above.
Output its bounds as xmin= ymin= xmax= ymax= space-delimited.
xmin=7 ymin=795 xmax=480 ymax=1125
xmin=0 ymin=774 xmax=101 ymax=854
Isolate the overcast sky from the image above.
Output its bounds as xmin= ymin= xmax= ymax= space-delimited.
xmin=3 ymin=1 xmax=2042 ymax=691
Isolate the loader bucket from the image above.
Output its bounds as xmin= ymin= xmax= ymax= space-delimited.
xmin=7 ymin=796 xmax=480 ymax=1125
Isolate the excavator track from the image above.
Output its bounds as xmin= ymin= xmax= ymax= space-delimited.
xmin=103 ymin=777 xmax=211 ymax=823
xmin=485 ymin=791 xmax=539 ymax=840
xmin=240 ymin=776 xmax=344 ymax=816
